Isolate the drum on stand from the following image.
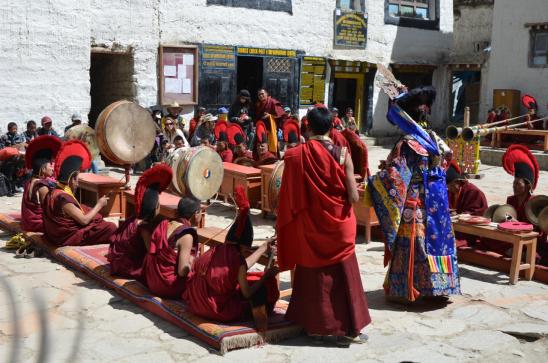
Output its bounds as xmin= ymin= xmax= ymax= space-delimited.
xmin=64 ymin=124 xmax=101 ymax=159
xmin=95 ymin=100 xmax=156 ymax=165
xmin=268 ymin=160 xmax=284 ymax=213
xmin=167 ymin=146 xmax=224 ymax=201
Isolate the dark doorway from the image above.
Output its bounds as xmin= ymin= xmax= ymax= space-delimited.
xmin=333 ymin=78 xmax=357 ymax=115
xmin=89 ymin=51 xmax=135 ymax=128
xmin=237 ymin=56 xmax=263 ymax=103
xmin=451 ymin=71 xmax=481 ymax=123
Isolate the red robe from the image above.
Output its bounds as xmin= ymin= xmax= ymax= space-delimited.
xmin=277 ymin=140 xmax=370 ymax=336
xmin=20 ymin=178 xmax=52 ymax=232
xmin=332 ymin=117 xmax=343 ymax=129
xmin=329 ymin=129 xmax=350 ymax=149
xmin=143 ymin=219 xmax=198 ymax=299
xmin=450 ymin=182 xmax=488 ymax=248
xmin=189 ymin=118 xmax=198 ymax=140
xmin=42 ymin=189 xmax=117 ymax=246
xmin=255 ymin=97 xmax=285 ymax=127
xmin=341 ymin=129 xmax=370 ymax=178
xmin=219 ymin=148 xmax=234 ymax=163
xmin=183 ymin=244 xmax=279 ymax=322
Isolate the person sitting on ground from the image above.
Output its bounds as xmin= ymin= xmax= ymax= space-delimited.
xmin=42 ymin=140 xmax=116 ymax=246
xmin=227 ymin=124 xmax=254 ymax=166
xmin=1 ymin=122 xmax=26 ymax=149
xmin=20 ymin=136 xmax=62 ymax=233
xmin=37 ymin=116 xmax=61 ymax=138
xmin=183 ymin=186 xmax=279 ymax=336
xmin=331 ymin=107 xmax=344 ymax=131
xmin=143 ymin=196 xmax=202 ymax=299
xmin=107 ymin=164 xmax=172 ymax=281
xmin=64 ymin=113 xmax=82 ymax=133
xmin=23 ymin=120 xmax=38 ymax=143
xmin=253 ymin=121 xmax=278 ymax=166
xmin=189 ymin=106 xmax=206 ymax=141
xmin=216 ymin=141 xmax=233 ymax=163
xmin=0 ymin=124 xmax=27 ymax=195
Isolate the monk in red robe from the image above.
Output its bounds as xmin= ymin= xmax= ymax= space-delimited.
xmin=143 ymin=197 xmax=202 ymax=299
xmin=253 ymin=121 xmax=278 ymax=166
xmin=183 ymin=186 xmax=279 ymax=336
xmin=42 ymin=140 xmax=116 ymax=246
xmin=216 ymin=141 xmax=233 ymax=163
xmin=255 ymin=89 xmax=285 ymax=128
xmin=277 ymin=106 xmax=371 ymax=346
xmin=189 ymin=107 xmax=206 ymax=141
xmin=108 ymin=164 xmax=172 ymax=280
xmin=20 ymin=136 xmax=62 ymax=233
xmin=282 ymin=119 xmax=301 ymax=151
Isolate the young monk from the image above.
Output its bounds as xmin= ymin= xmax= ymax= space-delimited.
xmin=216 ymin=141 xmax=233 ymax=163
xmin=253 ymin=121 xmax=277 ymax=166
xmin=183 ymin=186 xmax=279 ymax=335
xmin=42 ymin=140 xmax=116 ymax=246
xmin=142 ymin=197 xmax=202 ymax=299
xmin=20 ymin=136 xmax=62 ymax=232
xmin=108 ymin=164 xmax=172 ymax=280
xmin=446 ymin=160 xmax=488 ymax=216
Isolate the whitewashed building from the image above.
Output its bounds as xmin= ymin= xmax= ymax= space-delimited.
xmin=0 ymin=0 xmax=455 ymax=136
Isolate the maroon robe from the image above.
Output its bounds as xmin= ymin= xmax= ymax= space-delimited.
xmin=255 ymin=97 xmax=285 ymax=127
xmin=143 ymin=219 xmax=198 ymax=299
xmin=219 ymin=149 xmax=234 ymax=163
xmin=42 ymin=189 xmax=117 ymax=246
xmin=183 ymin=244 xmax=279 ymax=322
xmin=450 ymin=181 xmax=488 ymax=248
xmin=20 ymin=178 xmax=52 ymax=232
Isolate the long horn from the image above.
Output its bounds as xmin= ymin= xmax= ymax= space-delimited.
xmin=462 ymin=116 xmax=548 ymax=142
xmin=445 ymin=113 xmax=528 ymax=140
xmin=446 ymin=125 xmax=462 ymax=140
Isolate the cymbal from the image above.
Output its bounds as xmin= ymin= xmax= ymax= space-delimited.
xmin=525 ymin=195 xmax=548 ymax=226
xmin=538 ymin=207 xmax=548 ymax=233
xmin=492 ymin=204 xmax=518 ymax=224
xmin=483 ymin=204 xmax=500 ymax=220
xmin=64 ymin=124 xmax=100 ymax=158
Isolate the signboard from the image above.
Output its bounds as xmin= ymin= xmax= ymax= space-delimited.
xmin=159 ymin=45 xmax=198 ymax=105
xmin=299 ymin=57 xmax=326 ymax=106
xmin=207 ymin=0 xmax=292 ymax=14
xmin=334 ymin=10 xmax=367 ymax=48
xmin=200 ymin=45 xmax=236 ymax=70
xmin=237 ymin=47 xmax=297 ymax=58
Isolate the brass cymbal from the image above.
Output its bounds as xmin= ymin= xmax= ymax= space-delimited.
xmin=492 ymin=204 xmax=518 ymax=223
xmin=525 ymin=195 xmax=548 ymax=226
xmin=64 ymin=124 xmax=100 ymax=158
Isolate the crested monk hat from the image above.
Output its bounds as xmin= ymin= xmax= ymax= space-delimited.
xmin=54 ymin=140 xmax=91 ymax=184
xmin=227 ymin=123 xmax=246 ymax=147
xmin=521 ymin=94 xmax=538 ymax=111
xmin=282 ymin=119 xmax=300 ymax=144
xmin=214 ymin=119 xmax=228 ymax=142
xmin=256 ymin=121 xmax=268 ymax=144
xmin=25 ymin=135 xmax=63 ymax=175
xmin=446 ymin=159 xmax=464 ymax=184
xmin=502 ymin=145 xmax=539 ymax=190
xmin=134 ymin=163 xmax=173 ymax=218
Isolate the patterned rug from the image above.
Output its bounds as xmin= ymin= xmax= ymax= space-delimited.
xmin=0 ymin=213 xmax=302 ymax=353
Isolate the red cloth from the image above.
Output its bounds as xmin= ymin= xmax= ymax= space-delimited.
xmin=183 ymin=244 xmax=279 ymax=322
xmin=341 ymin=129 xmax=370 ymax=178
xmin=332 ymin=117 xmax=343 ymax=128
xmin=189 ymin=118 xmax=198 ymax=140
xmin=20 ymin=179 xmax=51 ymax=232
xmin=329 ymin=129 xmax=349 ymax=148
xmin=255 ymin=97 xmax=285 ymax=126
xmin=42 ymin=189 xmax=116 ymax=246
xmin=143 ymin=219 xmax=198 ymax=299
xmin=286 ymin=253 xmax=371 ymax=336
xmin=0 ymin=147 xmax=19 ymax=161
xmin=277 ymin=140 xmax=356 ymax=271
xmin=219 ymin=149 xmax=233 ymax=163
xmin=107 ymin=216 xmax=149 ymax=281
xmin=450 ymin=182 xmax=488 ymax=248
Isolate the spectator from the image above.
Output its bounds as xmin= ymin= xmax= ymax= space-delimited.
xmin=343 ymin=108 xmax=358 ymax=135
xmin=23 ymin=120 xmax=38 ymax=143
xmin=216 ymin=140 xmax=233 ymax=163
xmin=64 ymin=113 xmax=82 ymax=133
xmin=331 ymin=107 xmax=344 ymax=131
xmin=1 ymin=122 xmax=26 ymax=148
xmin=229 ymin=89 xmax=255 ymax=121
xmin=173 ymin=135 xmax=185 ymax=151
xmin=189 ymin=106 xmax=206 ymax=140
xmin=37 ymin=116 xmax=61 ymax=138
xmin=163 ymin=117 xmax=189 ymax=149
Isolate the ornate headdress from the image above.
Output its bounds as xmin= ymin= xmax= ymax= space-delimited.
xmin=214 ymin=119 xmax=228 ymax=142
xmin=134 ymin=163 xmax=173 ymax=219
xmin=502 ymin=145 xmax=539 ymax=190
xmin=226 ymin=123 xmax=246 ymax=147
xmin=54 ymin=140 xmax=91 ymax=184
xmin=282 ymin=119 xmax=300 ymax=144
xmin=25 ymin=135 xmax=62 ymax=176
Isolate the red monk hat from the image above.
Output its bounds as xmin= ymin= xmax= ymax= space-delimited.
xmin=134 ymin=163 xmax=173 ymax=220
xmin=214 ymin=119 xmax=228 ymax=142
xmin=503 ymin=145 xmax=539 ymax=190
xmin=446 ymin=159 xmax=464 ymax=184
xmin=521 ymin=94 xmax=538 ymax=111
xmin=54 ymin=140 xmax=91 ymax=184
xmin=255 ymin=121 xmax=268 ymax=144
xmin=226 ymin=185 xmax=253 ymax=247
xmin=283 ymin=119 xmax=300 ymax=144
xmin=25 ymin=135 xmax=63 ymax=176
xmin=226 ymin=123 xmax=246 ymax=147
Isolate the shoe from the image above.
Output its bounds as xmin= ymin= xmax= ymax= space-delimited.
xmin=14 ymin=187 xmax=23 ymax=193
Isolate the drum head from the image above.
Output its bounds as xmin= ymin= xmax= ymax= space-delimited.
xmin=268 ymin=161 xmax=285 ymax=213
xmin=102 ymin=102 xmax=156 ymax=164
xmin=179 ymin=147 xmax=223 ymax=200
xmin=64 ymin=124 xmax=100 ymax=158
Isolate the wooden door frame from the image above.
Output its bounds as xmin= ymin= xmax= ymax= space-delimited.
xmin=334 ymin=72 xmax=364 ymax=129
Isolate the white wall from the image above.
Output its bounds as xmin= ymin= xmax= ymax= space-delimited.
xmin=484 ymin=0 xmax=548 ymax=118
xmin=451 ymin=2 xmax=493 ymax=64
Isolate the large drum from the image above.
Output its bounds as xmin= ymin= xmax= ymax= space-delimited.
xmin=64 ymin=124 xmax=100 ymax=159
xmin=268 ymin=161 xmax=284 ymax=213
xmin=168 ymin=146 xmax=224 ymax=200
xmin=95 ymin=100 xmax=156 ymax=165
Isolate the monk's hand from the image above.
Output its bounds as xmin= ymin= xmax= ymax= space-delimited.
xmin=97 ymin=196 xmax=109 ymax=208
xmin=265 ymin=266 xmax=279 ymax=279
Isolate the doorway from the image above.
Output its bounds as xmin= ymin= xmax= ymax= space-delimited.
xmin=451 ymin=71 xmax=481 ymax=123
xmin=332 ymin=73 xmax=364 ymax=130
xmin=89 ymin=51 xmax=135 ymax=128
xmin=237 ymin=56 xmax=263 ymax=103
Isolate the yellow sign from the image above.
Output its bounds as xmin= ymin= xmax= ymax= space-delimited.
xmin=237 ymin=47 xmax=297 ymax=57
xmin=299 ymin=56 xmax=326 ymax=106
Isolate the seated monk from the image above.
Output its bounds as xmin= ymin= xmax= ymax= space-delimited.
xmin=143 ymin=197 xmax=202 ymax=299
xmin=42 ymin=140 xmax=116 ymax=246
xmin=107 ymin=164 xmax=172 ymax=280
xmin=20 ymin=136 xmax=62 ymax=232
xmin=282 ymin=119 xmax=301 ymax=151
xmin=227 ymin=123 xmax=254 ymax=166
xmin=183 ymin=186 xmax=279 ymax=336
xmin=253 ymin=121 xmax=278 ymax=166
xmin=216 ymin=141 xmax=233 ymax=163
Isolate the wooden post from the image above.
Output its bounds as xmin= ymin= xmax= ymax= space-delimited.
xmin=463 ymin=106 xmax=470 ymax=128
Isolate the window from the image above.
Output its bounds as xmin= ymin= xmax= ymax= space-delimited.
xmin=385 ymin=0 xmax=438 ymax=30
xmin=337 ymin=0 xmax=365 ymax=12
xmin=530 ymin=30 xmax=548 ymax=67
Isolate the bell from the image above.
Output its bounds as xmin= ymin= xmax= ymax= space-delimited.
xmin=492 ymin=204 xmax=518 ymax=223
xmin=525 ymin=195 xmax=548 ymax=226
xmin=483 ymin=204 xmax=500 ymax=220
xmin=538 ymin=207 xmax=548 ymax=233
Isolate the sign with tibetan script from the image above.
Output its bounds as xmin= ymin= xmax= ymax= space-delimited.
xmin=201 ymin=45 xmax=236 ymax=70
xmin=237 ymin=47 xmax=297 ymax=58
xmin=299 ymin=57 xmax=326 ymax=106
xmin=334 ymin=10 xmax=367 ymax=48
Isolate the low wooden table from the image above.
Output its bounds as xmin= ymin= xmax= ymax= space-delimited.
xmin=492 ymin=129 xmax=548 ymax=152
xmin=219 ymin=163 xmax=262 ymax=208
xmin=353 ymin=187 xmax=379 ymax=243
xmin=259 ymin=164 xmax=276 ymax=216
xmin=125 ymin=190 xmax=206 ymax=228
xmin=453 ymin=221 xmax=538 ymax=284
xmin=77 ymin=173 xmax=127 ymax=218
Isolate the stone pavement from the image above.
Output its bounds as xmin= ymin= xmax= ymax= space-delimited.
xmin=0 ymin=145 xmax=547 ymax=362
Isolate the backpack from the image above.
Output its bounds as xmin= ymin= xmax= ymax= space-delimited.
xmin=0 ymin=172 xmax=11 ymax=197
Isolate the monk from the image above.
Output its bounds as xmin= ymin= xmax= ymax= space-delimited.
xmin=253 ymin=121 xmax=277 ymax=166
xmin=255 ymin=88 xmax=285 ymax=127
xmin=20 ymin=136 xmax=62 ymax=232
xmin=183 ymin=186 xmax=279 ymax=336
xmin=277 ymin=106 xmax=371 ymax=346
xmin=282 ymin=119 xmax=301 ymax=151
xmin=108 ymin=164 xmax=172 ymax=280
xmin=216 ymin=141 xmax=233 ymax=163
xmin=42 ymin=140 xmax=116 ymax=246
xmin=143 ymin=197 xmax=202 ymax=299
xmin=446 ymin=160 xmax=488 ymax=216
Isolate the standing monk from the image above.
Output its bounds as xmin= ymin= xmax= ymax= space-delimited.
xmin=42 ymin=140 xmax=116 ymax=246
xmin=277 ymin=106 xmax=371 ymax=346
xmin=20 ymin=136 xmax=62 ymax=232
xmin=255 ymin=88 xmax=285 ymax=127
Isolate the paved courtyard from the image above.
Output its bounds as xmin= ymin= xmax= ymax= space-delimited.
xmin=0 ymin=145 xmax=547 ymax=362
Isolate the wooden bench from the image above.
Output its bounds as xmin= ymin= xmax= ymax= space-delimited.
xmin=259 ymin=164 xmax=276 ymax=216
xmin=125 ymin=190 xmax=206 ymax=228
xmin=219 ymin=163 xmax=262 ymax=208
xmin=77 ymin=173 xmax=127 ymax=218
xmin=492 ymin=129 xmax=548 ymax=152
xmin=353 ymin=187 xmax=379 ymax=243
xmin=453 ymin=221 xmax=538 ymax=284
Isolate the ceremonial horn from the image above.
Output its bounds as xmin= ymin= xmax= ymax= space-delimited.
xmin=461 ymin=116 xmax=548 ymax=142
xmin=446 ymin=125 xmax=463 ymax=140
xmin=525 ymin=195 xmax=548 ymax=226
